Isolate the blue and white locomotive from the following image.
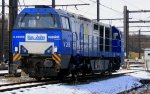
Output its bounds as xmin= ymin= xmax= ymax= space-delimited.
xmin=12 ymin=6 xmax=124 ymax=80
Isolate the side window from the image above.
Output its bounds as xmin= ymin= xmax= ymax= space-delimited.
xmin=105 ymin=27 xmax=110 ymax=38
xmin=29 ymin=20 xmax=36 ymax=27
xmin=113 ymin=32 xmax=119 ymax=39
xmin=61 ymin=16 xmax=70 ymax=30
xmin=100 ymin=25 xmax=104 ymax=38
xmin=94 ymin=24 xmax=98 ymax=30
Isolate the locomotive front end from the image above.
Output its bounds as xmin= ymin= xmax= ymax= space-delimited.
xmin=12 ymin=8 xmax=63 ymax=79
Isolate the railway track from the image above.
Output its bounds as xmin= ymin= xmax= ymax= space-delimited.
xmin=74 ymin=70 xmax=141 ymax=84
xmin=0 ymin=70 xmax=141 ymax=92
xmin=0 ymin=79 xmax=59 ymax=92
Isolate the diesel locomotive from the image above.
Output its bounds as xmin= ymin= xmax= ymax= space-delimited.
xmin=12 ymin=6 xmax=124 ymax=80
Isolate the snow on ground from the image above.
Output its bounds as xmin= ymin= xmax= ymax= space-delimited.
xmin=0 ymin=70 xmax=9 ymax=74
xmin=127 ymin=70 xmax=150 ymax=79
xmin=1 ymin=69 xmax=150 ymax=94
xmin=0 ymin=79 xmax=9 ymax=85
xmin=0 ymin=69 xmax=21 ymax=74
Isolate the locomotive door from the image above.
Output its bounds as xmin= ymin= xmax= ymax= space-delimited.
xmin=70 ymin=17 xmax=77 ymax=55
xmin=112 ymin=31 xmax=120 ymax=52
xmin=61 ymin=16 xmax=72 ymax=54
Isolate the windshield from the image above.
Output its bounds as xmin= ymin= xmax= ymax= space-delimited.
xmin=14 ymin=14 xmax=59 ymax=29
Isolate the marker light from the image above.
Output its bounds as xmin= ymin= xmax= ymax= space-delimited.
xmin=54 ymin=46 xmax=58 ymax=53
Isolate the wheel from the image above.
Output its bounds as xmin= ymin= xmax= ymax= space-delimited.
xmin=100 ymin=72 xmax=105 ymax=76
xmin=34 ymin=62 xmax=43 ymax=81
xmin=14 ymin=73 xmax=21 ymax=77
xmin=34 ymin=62 xmax=41 ymax=73
xmin=81 ymin=65 xmax=86 ymax=77
xmin=108 ymin=72 xmax=112 ymax=76
xmin=35 ymin=77 xmax=42 ymax=81
xmin=71 ymin=66 xmax=78 ymax=82
xmin=58 ymin=70 xmax=66 ymax=82
xmin=71 ymin=72 xmax=78 ymax=83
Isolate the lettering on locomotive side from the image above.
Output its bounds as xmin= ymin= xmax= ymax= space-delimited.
xmin=64 ymin=42 xmax=71 ymax=47
xmin=48 ymin=35 xmax=60 ymax=39
xmin=13 ymin=36 xmax=25 ymax=38
xmin=25 ymin=33 xmax=47 ymax=42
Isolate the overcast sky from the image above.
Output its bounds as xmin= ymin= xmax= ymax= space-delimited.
xmin=1 ymin=0 xmax=150 ymax=34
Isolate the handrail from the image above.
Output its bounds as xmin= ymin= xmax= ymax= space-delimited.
xmin=72 ymin=32 xmax=77 ymax=54
xmin=71 ymin=32 xmax=124 ymax=56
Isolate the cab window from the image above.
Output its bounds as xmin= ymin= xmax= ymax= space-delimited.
xmin=14 ymin=14 xmax=59 ymax=29
xmin=61 ymin=16 xmax=70 ymax=30
xmin=113 ymin=32 xmax=119 ymax=39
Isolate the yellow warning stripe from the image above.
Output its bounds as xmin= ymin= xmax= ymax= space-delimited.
xmin=52 ymin=54 xmax=61 ymax=65
xmin=13 ymin=54 xmax=22 ymax=61
xmin=54 ymin=54 xmax=61 ymax=62
xmin=13 ymin=54 xmax=19 ymax=61
xmin=52 ymin=56 xmax=60 ymax=65
xmin=18 ymin=55 xmax=22 ymax=61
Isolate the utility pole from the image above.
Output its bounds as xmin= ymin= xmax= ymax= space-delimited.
xmin=138 ymin=29 xmax=141 ymax=59
xmin=123 ymin=6 xmax=150 ymax=59
xmin=124 ymin=6 xmax=129 ymax=59
xmin=9 ymin=0 xmax=18 ymax=74
xmin=52 ymin=0 xmax=55 ymax=8
xmin=97 ymin=0 xmax=100 ymax=22
xmin=1 ymin=0 xmax=5 ymax=62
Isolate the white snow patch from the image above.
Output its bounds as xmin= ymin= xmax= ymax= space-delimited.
xmin=128 ymin=71 xmax=150 ymax=79
xmin=1 ymin=69 xmax=150 ymax=94
xmin=0 ymin=69 xmax=21 ymax=74
xmin=0 ymin=78 xmax=9 ymax=85
xmin=0 ymin=70 xmax=8 ymax=74
xmin=0 ymin=81 xmax=8 ymax=85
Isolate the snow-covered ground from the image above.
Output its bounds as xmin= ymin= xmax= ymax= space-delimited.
xmin=1 ymin=69 xmax=150 ymax=94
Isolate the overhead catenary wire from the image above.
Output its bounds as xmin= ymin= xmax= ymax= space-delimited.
xmin=78 ymin=0 xmax=87 ymax=4
xmin=87 ymin=0 xmax=125 ymax=26
xmin=23 ymin=0 xmax=25 ymax=6
xmin=0 ymin=0 xmax=143 ymax=23
xmin=123 ymin=2 xmax=150 ymax=28
xmin=22 ymin=0 xmax=27 ymax=8
xmin=87 ymin=0 xmax=150 ymax=28
xmin=0 ymin=4 xmax=90 ymax=7
xmin=88 ymin=0 xmax=123 ymax=14
xmin=18 ymin=0 xmax=22 ymax=12
xmin=1 ymin=0 xmax=149 ymax=30
xmin=122 ymin=0 xmax=141 ymax=10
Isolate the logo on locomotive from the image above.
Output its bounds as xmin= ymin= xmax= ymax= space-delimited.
xmin=25 ymin=33 xmax=47 ymax=42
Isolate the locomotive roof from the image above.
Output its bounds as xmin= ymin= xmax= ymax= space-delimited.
xmin=19 ymin=7 xmax=114 ymax=28
xmin=19 ymin=7 xmax=69 ymax=16
xmin=20 ymin=7 xmax=89 ymax=18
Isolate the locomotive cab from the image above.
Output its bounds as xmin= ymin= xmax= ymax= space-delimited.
xmin=12 ymin=7 xmax=72 ymax=79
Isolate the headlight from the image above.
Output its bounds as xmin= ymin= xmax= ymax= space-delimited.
xmin=45 ymin=46 xmax=53 ymax=54
xmin=20 ymin=45 xmax=28 ymax=54
xmin=15 ymin=47 xmax=18 ymax=52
